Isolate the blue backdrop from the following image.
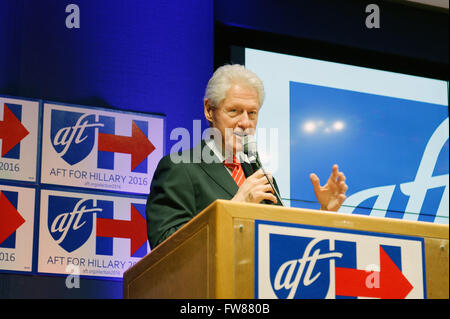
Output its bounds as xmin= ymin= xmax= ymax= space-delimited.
xmin=3 ymin=0 xmax=214 ymax=154
xmin=289 ymin=81 xmax=448 ymax=222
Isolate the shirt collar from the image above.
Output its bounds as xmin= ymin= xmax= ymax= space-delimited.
xmin=205 ymin=138 xmax=250 ymax=163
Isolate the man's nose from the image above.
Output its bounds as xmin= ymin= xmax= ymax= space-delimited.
xmin=237 ymin=111 xmax=251 ymax=128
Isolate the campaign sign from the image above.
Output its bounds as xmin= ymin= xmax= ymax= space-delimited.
xmin=0 ymin=184 xmax=35 ymax=273
xmin=255 ymin=220 xmax=426 ymax=299
xmin=0 ymin=97 xmax=39 ymax=182
xmin=41 ymin=103 xmax=164 ymax=194
xmin=38 ymin=189 xmax=149 ymax=278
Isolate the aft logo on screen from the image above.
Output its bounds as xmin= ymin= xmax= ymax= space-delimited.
xmin=256 ymin=221 xmax=426 ymax=299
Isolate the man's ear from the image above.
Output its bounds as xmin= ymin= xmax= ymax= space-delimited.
xmin=204 ymin=98 xmax=214 ymax=124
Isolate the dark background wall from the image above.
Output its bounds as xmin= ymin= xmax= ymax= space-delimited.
xmin=2 ymin=0 xmax=214 ymax=153
xmin=0 ymin=0 xmax=447 ymax=298
xmin=215 ymin=0 xmax=448 ymax=64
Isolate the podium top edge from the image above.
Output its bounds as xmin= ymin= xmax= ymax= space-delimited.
xmin=206 ymin=199 xmax=449 ymax=240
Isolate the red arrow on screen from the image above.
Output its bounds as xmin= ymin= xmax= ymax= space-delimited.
xmin=96 ymin=204 xmax=147 ymax=256
xmin=0 ymin=104 xmax=30 ymax=156
xmin=0 ymin=191 xmax=26 ymax=245
xmin=335 ymin=246 xmax=413 ymax=299
xmin=97 ymin=121 xmax=155 ymax=171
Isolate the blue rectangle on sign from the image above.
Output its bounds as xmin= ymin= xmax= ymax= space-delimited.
xmin=289 ymin=81 xmax=449 ymax=223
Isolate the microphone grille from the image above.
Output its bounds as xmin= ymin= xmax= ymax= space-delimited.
xmin=243 ymin=134 xmax=257 ymax=156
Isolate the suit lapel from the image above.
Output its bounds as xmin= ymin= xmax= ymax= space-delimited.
xmin=195 ymin=142 xmax=281 ymax=205
xmin=196 ymin=141 xmax=239 ymax=197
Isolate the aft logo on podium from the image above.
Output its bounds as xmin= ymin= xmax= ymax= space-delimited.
xmin=255 ymin=220 xmax=426 ymax=299
xmin=38 ymin=190 xmax=149 ymax=278
xmin=41 ymin=103 xmax=164 ymax=194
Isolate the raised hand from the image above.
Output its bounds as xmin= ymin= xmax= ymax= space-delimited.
xmin=310 ymin=164 xmax=348 ymax=211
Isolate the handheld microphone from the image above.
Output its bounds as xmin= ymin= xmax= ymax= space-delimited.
xmin=242 ymin=135 xmax=284 ymax=206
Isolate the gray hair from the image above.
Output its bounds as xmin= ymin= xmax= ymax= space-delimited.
xmin=204 ymin=64 xmax=265 ymax=108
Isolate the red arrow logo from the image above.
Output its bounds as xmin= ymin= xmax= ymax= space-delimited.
xmin=0 ymin=191 xmax=26 ymax=245
xmin=96 ymin=204 xmax=148 ymax=256
xmin=0 ymin=104 xmax=30 ymax=156
xmin=97 ymin=121 xmax=155 ymax=171
xmin=335 ymin=246 xmax=413 ymax=299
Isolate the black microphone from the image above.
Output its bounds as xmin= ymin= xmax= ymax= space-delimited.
xmin=242 ymin=135 xmax=284 ymax=206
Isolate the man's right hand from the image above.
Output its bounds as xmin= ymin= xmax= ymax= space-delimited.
xmin=231 ymin=169 xmax=278 ymax=204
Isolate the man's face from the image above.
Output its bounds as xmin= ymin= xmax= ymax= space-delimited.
xmin=205 ymin=83 xmax=260 ymax=155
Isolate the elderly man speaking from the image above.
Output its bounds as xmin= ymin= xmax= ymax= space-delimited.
xmin=146 ymin=64 xmax=348 ymax=248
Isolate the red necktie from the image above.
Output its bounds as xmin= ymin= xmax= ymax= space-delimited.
xmin=224 ymin=156 xmax=246 ymax=187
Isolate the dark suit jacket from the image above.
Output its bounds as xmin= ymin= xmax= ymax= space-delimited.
xmin=145 ymin=140 xmax=282 ymax=248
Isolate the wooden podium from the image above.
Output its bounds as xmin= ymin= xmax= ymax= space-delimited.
xmin=123 ymin=200 xmax=448 ymax=299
